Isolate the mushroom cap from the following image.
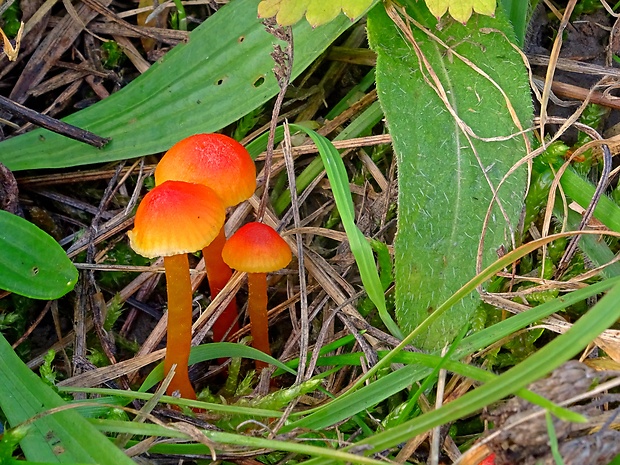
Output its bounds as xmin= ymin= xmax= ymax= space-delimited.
xmin=222 ymin=222 xmax=292 ymax=273
xmin=128 ymin=180 xmax=226 ymax=258
xmin=154 ymin=133 xmax=256 ymax=208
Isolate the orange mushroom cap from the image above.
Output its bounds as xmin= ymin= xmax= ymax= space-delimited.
xmin=154 ymin=133 xmax=256 ymax=208
xmin=222 ymin=222 xmax=292 ymax=273
xmin=128 ymin=180 xmax=226 ymax=258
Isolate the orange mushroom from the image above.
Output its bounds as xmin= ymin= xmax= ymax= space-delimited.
xmin=155 ymin=134 xmax=256 ymax=343
xmin=221 ymin=222 xmax=292 ymax=369
xmin=128 ymin=180 xmax=225 ymax=399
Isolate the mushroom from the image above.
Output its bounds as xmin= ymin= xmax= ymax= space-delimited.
xmin=128 ymin=180 xmax=225 ymax=399
xmin=155 ymin=134 xmax=256 ymax=342
xmin=221 ymin=222 xmax=292 ymax=369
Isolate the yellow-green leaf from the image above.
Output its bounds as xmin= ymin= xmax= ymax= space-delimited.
xmin=256 ymin=0 xmax=280 ymax=18
xmin=342 ymin=0 xmax=372 ymax=19
xmin=473 ymin=0 xmax=496 ymax=16
xmin=425 ymin=0 xmax=448 ymax=19
xmin=448 ymin=0 xmax=474 ymax=23
xmin=258 ymin=0 xmax=375 ymax=27
xmin=306 ymin=1 xmax=342 ymax=27
xmin=425 ymin=0 xmax=496 ymax=23
xmin=279 ymin=0 xmax=307 ymax=25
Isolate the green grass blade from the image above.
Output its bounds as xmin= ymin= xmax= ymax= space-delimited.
xmin=288 ymin=124 xmax=402 ymax=338
xmin=499 ymin=0 xmax=532 ymax=47
xmin=546 ymin=411 xmax=566 ymax=465
xmin=298 ymin=278 xmax=620 ymax=464
xmin=283 ymin=256 xmax=620 ymax=431
xmin=560 ymin=167 xmax=620 ymax=232
xmin=90 ymin=419 xmax=389 ymax=465
xmin=59 ymin=388 xmax=284 ymax=419
xmin=0 ymin=333 xmax=136 ymax=463
xmin=273 ymin=100 xmax=384 ymax=214
xmin=138 ymin=342 xmax=297 ymax=392
xmin=0 ymin=211 xmax=77 ymax=299
xmin=0 ymin=0 xmax=354 ymax=171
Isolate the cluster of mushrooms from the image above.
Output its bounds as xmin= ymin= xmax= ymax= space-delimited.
xmin=127 ymin=134 xmax=292 ymax=400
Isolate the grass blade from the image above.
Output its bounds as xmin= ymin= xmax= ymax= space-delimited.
xmin=298 ymin=278 xmax=620 ymax=464
xmin=288 ymin=124 xmax=402 ymax=338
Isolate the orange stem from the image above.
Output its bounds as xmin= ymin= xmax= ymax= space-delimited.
xmin=247 ymin=272 xmax=270 ymax=370
xmin=163 ymin=254 xmax=197 ymax=400
xmin=203 ymin=226 xmax=239 ymax=341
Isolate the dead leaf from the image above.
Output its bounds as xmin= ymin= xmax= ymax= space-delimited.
xmin=0 ymin=21 xmax=24 ymax=61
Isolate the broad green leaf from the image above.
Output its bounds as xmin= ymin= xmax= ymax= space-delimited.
xmin=368 ymin=3 xmax=531 ymax=349
xmin=0 ymin=0 xmax=354 ymax=171
xmin=258 ymin=0 xmax=375 ymax=27
xmin=426 ymin=0 xmax=496 ymax=23
xmin=0 ymin=333 xmax=136 ymax=463
xmin=0 ymin=210 xmax=77 ymax=299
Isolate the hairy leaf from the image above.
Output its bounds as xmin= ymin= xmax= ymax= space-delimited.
xmin=257 ymin=0 xmax=375 ymax=27
xmin=425 ymin=0 xmax=496 ymax=23
xmin=368 ymin=2 xmax=531 ymax=349
xmin=0 ymin=211 xmax=77 ymax=299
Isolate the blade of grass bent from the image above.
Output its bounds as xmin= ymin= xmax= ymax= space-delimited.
xmin=288 ymin=124 xmax=401 ymax=338
xmin=138 ymin=342 xmax=297 ymax=392
xmin=344 ymin=230 xmax=620 ymax=395
xmin=298 ymin=279 xmax=620 ymax=464
xmin=273 ymin=100 xmax=384 ymax=214
xmin=560 ymin=167 xmax=620 ymax=233
xmin=283 ymin=237 xmax=620 ymax=431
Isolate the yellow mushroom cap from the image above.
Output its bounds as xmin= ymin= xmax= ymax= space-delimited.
xmin=128 ymin=180 xmax=225 ymax=258
xmin=222 ymin=222 xmax=292 ymax=273
xmin=154 ymin=133 xmax=256 ymax=208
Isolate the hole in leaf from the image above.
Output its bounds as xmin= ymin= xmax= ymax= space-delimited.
xmin=253 ymin=76 xmax=265 ymax=88
xmin=216 ymin=78 xmax=224 ymax=86
xmin=238 ymin=36 xmax=245 ymax=43
xmin=32 ymin=267 xmax=39 ymax=276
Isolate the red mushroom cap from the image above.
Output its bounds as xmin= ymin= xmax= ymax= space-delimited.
xmin=128 ymin=180 xmax=226 ymax=258
xmin=222 ymin=222 xmax=292 ymax=273
xmin=154 ymin=133 xmax=256 ymax=208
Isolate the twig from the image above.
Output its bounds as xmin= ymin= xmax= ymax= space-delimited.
xmin=257 ymin=19 xmax=293 ymax=221
xmin=282 ymin=122 xmax=309 ymax=383
xmin=0 ymin=95 xmax=109 ymax=147
xmin=555 ymin=142 xmax=612 ymax=277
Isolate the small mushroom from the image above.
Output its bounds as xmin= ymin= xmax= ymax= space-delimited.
xmin=128 ymin=180 xmax=225 ymax=399
xmin=221 ymin=222 xmax=291 ymax=369
xmin=155 ymin=134 xmax=256 ymax=342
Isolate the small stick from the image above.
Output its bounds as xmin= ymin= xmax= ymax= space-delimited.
xmin=0 ymin=94 xmax=110 ymax=148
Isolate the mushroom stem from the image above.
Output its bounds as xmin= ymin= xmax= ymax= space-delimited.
xmin=202 ymin=226 xmax=239 ymax=342
xmin=247 ymin=272 xmax=270 ymax=370
xmin=163 ymin=254 xmax=197 ymax=399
